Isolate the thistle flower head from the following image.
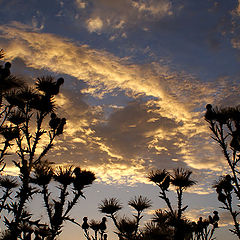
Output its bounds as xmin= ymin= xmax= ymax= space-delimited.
xmin=148 ymin=169 xmax=168 ymax=184
xmin=0 ymin=126 xmax=19 ymax=141
xmin=31 ymin=95 xmax=55 ymax=113
xmin=73 ymin=168 xmax=96 ymax=191
xmin=32 ymin=161 xmax=53 ymax=186
xmin=117 ymin=218 xmax=137 ymax=236
xmin=89 ymin=220 xmax=100 ymax=232
xmin=36 ymin=76 xmax=63 ymax=96
xmin=99 ymin=198 xmax=122 ymax=215
xmin=0 ymin=76 xmax=24 ymax=92
xmin=17 ymin=87 xmax=37 ymax=102
xmin=152 ymin=209 xmax=171 ymax=226
xmin=143 ymin=222 xmax=174 ymax=239
xmin=171 ymin=168 xmax=196 ymax=189
xmin=0 ymin=176 xmax=18 ymax=189
xmin=213 ymin=175 xmax=233 ymax=193
xmin=8 ymin=110 xmax=26 ymax=125
xmin=54 ymin=166 xmax=74 ymax=186
xmin=36 ymin=76 xmax=55 ymax=94
xmin=4 ymin=90 xmax=24 ymax=108
xmin=128 ymin=196 xmax=151 ymax=212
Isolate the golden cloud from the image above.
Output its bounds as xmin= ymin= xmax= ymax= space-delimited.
xmin=0 ymin=22 xmax=235 ymax=186
xmin=86 ymin=17 xmax=104 ymax=33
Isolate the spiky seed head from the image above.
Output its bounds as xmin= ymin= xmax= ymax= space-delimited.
xmin=32 ymin=162 xmax=53 ymax=186
xmin=89 ymin=220 xmax=100 ymax=231
xmin=148 ymin=169 xmax=168 ymax=184
xmin=117 ymin=218 xmax=137 ymax=235
xmin=128 ymin=196 xmax=152 ymax=212
xmin=8 ymin=111 xmax=26 ymax=125
xmin=171 ymin=168 xmax=196 ymax=189
xmin=73 ymin=169 xmax=96 ymax=191
xmin=0 ymin=176 xmax=18 ymax=189
xmin=99 ymin=198 xmax=122 ymax=214
xmin=54 ymin=166 xmax=74 ymax=186
xmin=0 ymin=126 xmax=19 ymax=141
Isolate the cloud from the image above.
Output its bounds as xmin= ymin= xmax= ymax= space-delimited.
xmin=184 ymin=208 xmax=235 ymax=229
xmin=232 ymin=38 xmax=240 ymax=49
xmin=86 ymin=17 xmax=104 ymax=33
xmin=93 ymin=100 xmax=180 ymax=162
xmin=0 ymin=22 xmax=205 ymax=120
xmin=31 ymin=10 xmax=45 ymax=31
xmin=234 ymin=0 xmax=240 ymax=15
xmin=0 ymin=22 xmax=236 ymax=185
xmin=219 ymin=211 xmax=235 ymax=226
xmin=75 ymin=0 xmax=87 ymax=9
xmin=77 ymin=0 xmax=173 ymax=34
xmin=132 ymin=0 xmax=172 ymax=16
xmin=225 ymin=1 xmax=240 ymax=51
xmin=185 ymin=208 xmax=215 ymax=222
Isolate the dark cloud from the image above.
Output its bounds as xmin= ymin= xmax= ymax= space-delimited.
xmin=81 ymin=0 xmax=173 ymax=34
xmin=94 ymin=100 xmax=178 ymax=157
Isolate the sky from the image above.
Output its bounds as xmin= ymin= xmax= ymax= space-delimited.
xmin=0 ymin=0 xmax=240 ymax=239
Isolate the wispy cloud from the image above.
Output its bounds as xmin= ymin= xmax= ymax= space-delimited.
xmin=86 ymin=17 xmax=104 ymax=33
xmin=0 ymin=22 xmax=237 ymax=185
xmin=75 ymin=0 xmax=173 ymax=35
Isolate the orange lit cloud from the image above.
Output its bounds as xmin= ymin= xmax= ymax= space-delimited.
xmin=0 ymin=22 xmax=238 ymax=186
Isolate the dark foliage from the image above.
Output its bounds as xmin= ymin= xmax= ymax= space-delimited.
xmin=0 ymin=56 xmax=95 ymax=240
xmin=205 ymin=104 xmax=240 ymax=238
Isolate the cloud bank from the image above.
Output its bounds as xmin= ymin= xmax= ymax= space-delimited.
xmin=0 ymin=22 xmax=237 ymax=186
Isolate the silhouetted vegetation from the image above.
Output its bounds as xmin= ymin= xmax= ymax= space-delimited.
xmin=98 ymin=195 xmax=151 ymax=240
xmin=81 ymin=216 xmax=108 ymax=240
xmin=0 ymin=55 xmax=95 ymax=240
xmin=94 ymin=169 xmax=219 ymax=240
xmin=0 ymin=51 xmax=232 ymax=240
xmin=0 ymin=49 xmax=25 ymax=173
xmin=205 ymin=104 xmax=240 ymax=238
xmin=147 ymin=168 xmax=219 ymax=240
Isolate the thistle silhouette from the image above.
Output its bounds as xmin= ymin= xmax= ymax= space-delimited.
xmin=0 ymin=52 xmax=25 ymax=172
xmin=0 ymin=55 xmax=95 ymax=240
xmin=148 ymin=168 xmax=218 ymax=240
xmin=82 ymin=217 xmax=107 ymax=240
xmin=31 ymin=165 xmax=95 ymax=240
xmin=0 ymin=73 xmax=66 ymax=239
xmin=99 ymin=195 xmax=151 ymax=240
xmin=205 ymin=104 xmax=240 ymax=238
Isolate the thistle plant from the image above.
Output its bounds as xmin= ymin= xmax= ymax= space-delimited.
xmin=141 ymin=221 xmax=172 ymax=240
xmin=32 ymin=165 xmax=96 ymax=240
xmin=0 ymin=66 xmax=68 ymax=239
xmin=81 ymin=217 xmax=107 ymax=240
xmin=0 ymin=53 xmax=24 ymax=172
xmin=99 ymin=196 xmax=151 ymax=240
xmin=191 ymin=211 xmax=219 ymax=240
xmin=148 ymin=168 xmax=197 ymax=240
xmin=0 ymin=176 xmax=18 ymax=214
xmin=0 ymin=54 xmax=97 ymax=240
xmin=128 ymin=196 xmax=152 ymax=238
xmin=99 ymin=197 xmax=122 ymax=229
xmin=205 ymin=104 xmax=240 ymax=237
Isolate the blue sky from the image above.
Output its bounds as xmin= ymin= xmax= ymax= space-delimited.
xmin=0 ymin=0 xmax=240 ymax=239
